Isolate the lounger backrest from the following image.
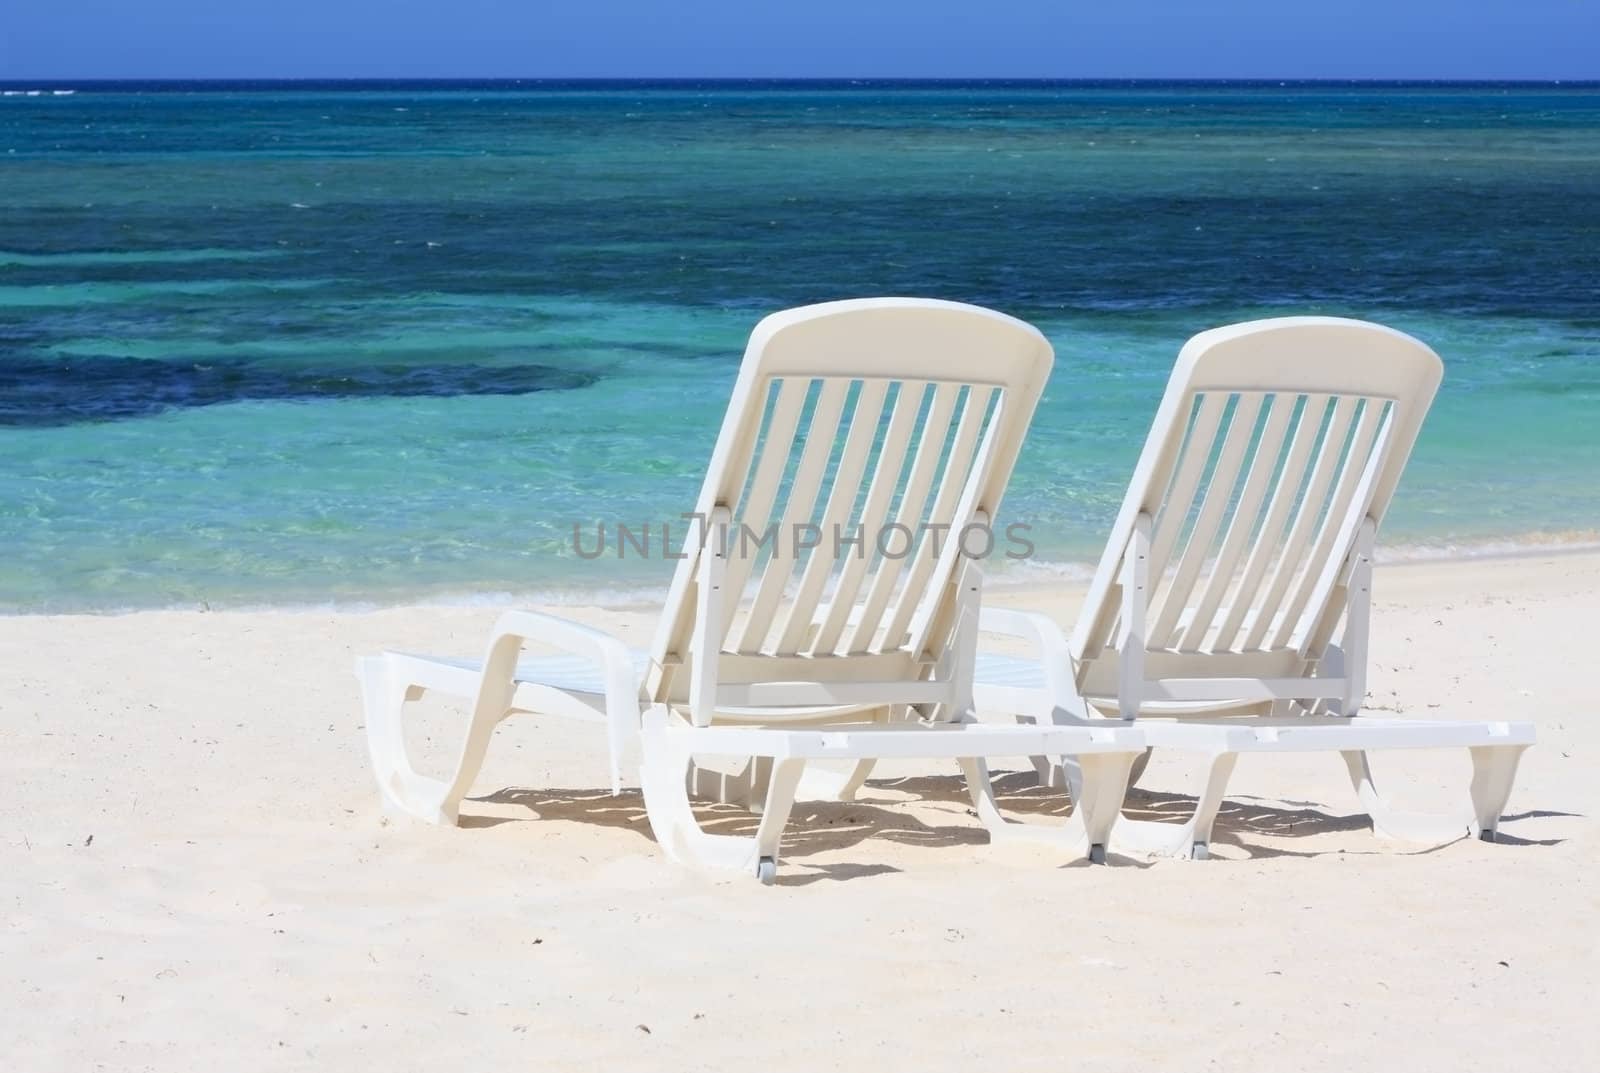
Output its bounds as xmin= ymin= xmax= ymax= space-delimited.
xmin=648 ymin=298 xmax=1054 ymax=718
xmin=1071 ymin=318 xmax=1442 ymax=704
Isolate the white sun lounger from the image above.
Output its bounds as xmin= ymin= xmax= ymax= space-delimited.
xmin=360 ymin=298 xmax=1147 ymax=881
xmin=974 ymin=316 xmax=1535 ymax=859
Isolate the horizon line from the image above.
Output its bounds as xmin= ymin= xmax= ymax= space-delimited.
xmin=3 ymin=76 xmax=1599 ymax=87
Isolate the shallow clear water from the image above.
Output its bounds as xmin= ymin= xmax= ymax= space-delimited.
xmin=2 ymin=81 xmax=1597 ymax=611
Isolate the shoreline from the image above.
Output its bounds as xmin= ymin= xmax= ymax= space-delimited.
xmin=8 ymin=535 xmax=1599 ymax=618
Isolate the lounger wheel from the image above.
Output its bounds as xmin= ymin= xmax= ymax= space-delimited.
xmin=756 ymin=856 xmax=777 ymax=885
xmin=1479 ymin=829 xmax=1497 ymax=844
xmin=1191 ymin=841 xmax=1209 ymax=860
xmin=1088 ymin=843 xmax=1106 ymax=865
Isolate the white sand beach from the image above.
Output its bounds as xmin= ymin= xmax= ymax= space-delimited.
xmin=3 ymin=551 xmax=1596 ymax=1070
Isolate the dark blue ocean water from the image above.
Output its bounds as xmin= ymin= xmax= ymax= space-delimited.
xmin=2 ymin=81 xmax=1597 ymax=610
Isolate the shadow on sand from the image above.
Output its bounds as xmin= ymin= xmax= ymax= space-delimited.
xmin=461 ymin=768 xmax=1576 ymax=882
xmin=457 ymin=767 xmax=1580 ymax=882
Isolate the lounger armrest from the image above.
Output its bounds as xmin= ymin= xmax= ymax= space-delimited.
xmin=978 ymin=607 xmax=1083 ymax=712
xmin=490 ymin=611 xmax=643 ymax=793
xmin=491 ymin=611 xmax=637 ymax=688
xmin=979 ymin=607 xmax=1071 ymax=660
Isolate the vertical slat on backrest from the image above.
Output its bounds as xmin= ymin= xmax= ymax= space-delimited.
xmin=1212 ymin=394 xmax=1329 ymax=650
xmin=810 ymin=381 xmax=926 ymax=655
xmin=1146 ymin=392 xmax=1228 ymax=581
xmin=1148 ymin=392 xmax=1263 ymax=648
xmin=846 ymin=383 xmax=963 ymax=654
xmin=1298 ymin=402 xmax=1398 ymax=657
xmin=769 ymin=380 xmax=889 ymax=655
xmin=720 ymin=380 xmax=781 ymax=537
xmin=905 ymin=395 xmax=1006 ymax=661
xmin=1272 ymin=398 xmax=1392 ymax=649
xmin=1094 ymin=389 xmax=1216 ymax=662
xmin=1242 ymin=394 xmax=1359 ymax=650
xmin=733 ymin=379 xmax=851 ymax=652
xmin=1072 ymin=391 xmax=1205 ymax=663
xmin=717 ymin=378 xmax=811 ymax=632
xmin=1178 ymin=392 xmax=1295 ymax=651
xmin=881 ymin=386 xmax=997 ymax=652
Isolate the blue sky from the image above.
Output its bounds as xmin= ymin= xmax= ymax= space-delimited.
xmin=3 ymin=1 xmax=1597 ymax=80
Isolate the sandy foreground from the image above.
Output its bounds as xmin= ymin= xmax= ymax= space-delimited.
xmin=2 ymin=552 xmax=1597 ymax=1071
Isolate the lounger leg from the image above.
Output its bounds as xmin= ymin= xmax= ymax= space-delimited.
xmin=1015 ymin=712 xmax=1072 ymax=791
xmin=752 ymin=760 xmax=807 ymax=866
xmin=1469 ymin=744 xmax=1528 ymax=843
xmin=1341 ymin=750 xmax=1472 ymax=844
xmin=957 ymin=757 xmax=1105 ymax=860
xmin=1030 ymin=754 xmax=1067 ymax=790
xmin=360 ymin=625 xmax=534 ymax=826
xmin=1126 ymin=747 xmax=1153 ymax=789
xmin=778 ymin=757 xmax=873 ymax=802
xmin=1029 ymin=746 xmax=1148 ymax=795
xmin=795 ymin=707 xmax=894 ymax=803
xmin=359 ymin=654 xmax=509 ymax=826
xmin=958 ymin=756 xmax=1008 ymax=831
xmin=1184 ymin=751 xmax=1238 ymax=858
xmin=809 ymin=705 xmax=896 ymax=802
xmin=686 ymin=756 xmax=771 ymax=811
xmin=641 ymin=712 xmax=807 ymax=883
xmin=834 ymin=759 xmax=877 ymax=802
xmin=1114 ymin=750 xmax=1238 ymax=859
xmin=1072 ymin=752 xmax=1138 ymax=863
xmin=361 ymin=655 xmax=443 ymax=822
xmin=687 ymin=753 xmax=874 ymax=809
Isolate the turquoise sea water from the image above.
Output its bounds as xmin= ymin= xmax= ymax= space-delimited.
xmin=2 ymin=80 xmax=1598 ymax=612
